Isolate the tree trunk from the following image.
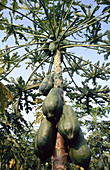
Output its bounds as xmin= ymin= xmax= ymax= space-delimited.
xmin=53 ymin=50 xmax=68 ymax=170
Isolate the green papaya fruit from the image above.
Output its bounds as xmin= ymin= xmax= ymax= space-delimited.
xmin=42 ymin=87 xmax=63 ymax=123
xmin=49 ymin=42 xmax=56 ymax=52
xmin=39 ymin=75 xmax=53 ymax=96
xmin=97 ymin=160 xmax=104 ymax=170
xmin=34 ymin=118 xmax=57 ymax=161
xmin=58 ymin=105 xmax=80 ymax=140
xmin=68 ymin=128 xmax=91 ymax=170
xmin=62 ymin=39 xmax=70 ymax=46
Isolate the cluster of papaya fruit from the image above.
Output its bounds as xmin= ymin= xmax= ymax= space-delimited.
xmin=35 ymin=74 xmax=91 ymax=169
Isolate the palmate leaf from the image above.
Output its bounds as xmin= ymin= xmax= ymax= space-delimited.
xmin=81 ymin=61 xmax=110 ymax=85
xmin=7 ymin=74 xmax=44 ymax=115
xmin=66 ymin=80 xmax=110 ymax=114
xmin=0 ymin=47 xmax=21 ymax=74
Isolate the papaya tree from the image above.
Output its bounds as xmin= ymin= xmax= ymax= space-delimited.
xmin=0 ymin=0 xmax=110 ymax=169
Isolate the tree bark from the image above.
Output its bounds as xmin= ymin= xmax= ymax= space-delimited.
xmin=53 ymin=50 xmax=68 ymax=170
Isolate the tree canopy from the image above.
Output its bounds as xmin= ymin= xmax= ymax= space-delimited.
xmin=0 ymin=0 xmax=110 ymax=169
